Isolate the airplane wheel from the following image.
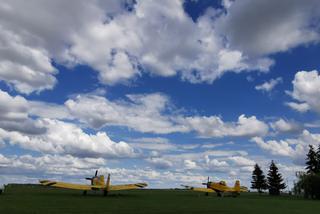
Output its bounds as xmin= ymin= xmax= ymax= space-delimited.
xmin=104 ymin=190 xmax=108 ymax=196
xmin=83 ymin=191 xmax=87 ymax=196
xmin=0 ymin=190 xmax=2 ymax=195
xmin=217 ymin=192 xmax=222 ymax=197
xmin=205 ymin=192 xmax=209 ymax=196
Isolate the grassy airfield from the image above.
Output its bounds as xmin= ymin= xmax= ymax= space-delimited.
xmin=0 ymin=184 xmax=319 ymax=214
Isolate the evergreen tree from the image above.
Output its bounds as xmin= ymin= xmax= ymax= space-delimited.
xmin=306 ymin=145 xmax=319 ymax=174
xmin=251 ymin=164 xmax=267 ymax=193
xmin=316 ymin=145 xmax=320 ymax=173
xmin=267 ymin=160 xmax=286 ymax=195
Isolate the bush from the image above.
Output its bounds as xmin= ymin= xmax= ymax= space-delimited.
xmin=294 ymin=172 xmax=320 ymax=199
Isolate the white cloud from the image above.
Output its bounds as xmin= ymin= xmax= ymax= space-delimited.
xmin=228 ymin=156 xmax=255 ymax=167
xmin=0 ymin=89 xmax=46 ymax=134
xmin=0 ymin=26 xmax=57 ymax=94
xmin=287 ymin=70 xmax=320 ymax=113
xmin=65 ymin=93 xmax=188 ymax=134
xmin=2 ymin=0 xmax=318 ymax=93
xmin=0 ymin=0 xmax=283 ymax=93
xmin=0 ymin=153 xmax=106 ymax=176
xmin=0 ymin=89 xmax=28 ymax=121
xmin=146 ymin=157 xmax=173 ymax=169
xmin=285 ymin=102 xmax=310 ymax=113
xmin=28 ymin=101 xmax=72 ymax=120
xmin=251 ymin=137 xmax=301 ymax=157
xmin=183 ymin=114 xmax=268 ymax=138
xmin=217 ymin=0 xmax=320 ymax=56
xmin=270 ymin=118 xmax=302 ymax=134
xmin=129 ymin=137 xmax=176 ymax=151
xmin=0 ymin=118 xmax=136 ymax=159
xmin=255 ymin=77 xmax=282 ymax=92
xmin=251 ymin=130 xmax=320 ymax=164
xmin=184 ymin=159 xmax=198 ymax=169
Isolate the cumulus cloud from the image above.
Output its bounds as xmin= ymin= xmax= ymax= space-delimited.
xmin=251 ymin=130 xmax=320 ymax=164
xmin=129 ymin=137 xmax=176 ymax=151
xmin=183 ymin=114 xmax=269 ymax=138
xmin=65 ymin=93 xmax=188 ymax=134
xmin=255 ymin=77 xmax=282 ymax=92
xmin=252 ymin=137 xmax=302 ymax=157
xmin=217 ymin=0 xmax=320 ymax=56
xmin=0 ymin=118 xmax=136 ymax=158
xmin=146 ymin=157 xmax=173 ymax=169
xmin=0 ymin=0 xmax=126 ymax=93
xmin=0 ymin=89 xmax=46 ymax=134
xmin=270 ymin=118 xmax=302 ymax=134
xmin=184 ymin=159 xmax=198 ymax=169
xmin=66 ymin=92 xmax=270 ymax=138
xmin=1 ymin=0 xmax=296 ymax=94
xmin=0 ymin=153 xmax=106 ymax=176
xmin=287 ymin=70 xmax=320 ymax=113
xmin=228 ymin=156 xmax=255 ymax=167
xmin=285 ymin=102 xmax=310 ymax=113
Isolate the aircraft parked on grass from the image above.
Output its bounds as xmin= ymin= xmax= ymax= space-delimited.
xmin=182 ymin=177 xmax=248 ymax=197
xmin=40 ymin=170 xmax=148 ymax=196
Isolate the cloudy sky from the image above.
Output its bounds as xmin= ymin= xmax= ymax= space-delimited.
xmin=1 ymin=0 xmax=320 ymax=189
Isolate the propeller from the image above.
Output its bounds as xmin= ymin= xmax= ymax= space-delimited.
xmin=85 ymin=170 xmax=99 ymax=185
xmin=202 ymin=176 xmax=210 ymax=187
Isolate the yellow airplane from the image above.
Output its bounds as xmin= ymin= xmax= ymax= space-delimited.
xmin=182 ymin=177 xmax=248 ymax=197
xmin=40 ymin=170 xmax=148 ymax=196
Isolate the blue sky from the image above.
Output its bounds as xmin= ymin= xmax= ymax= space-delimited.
xmin=1 ymin=0 xmax=320 ymax=189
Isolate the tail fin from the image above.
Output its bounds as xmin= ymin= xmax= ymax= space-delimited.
xmin=234 ymin=180 xmax=240 ymax=192
xmin=106 ymin=174 xmax=111 ymax=192
xmin=103 ymin=174 xmax=111 ymax=196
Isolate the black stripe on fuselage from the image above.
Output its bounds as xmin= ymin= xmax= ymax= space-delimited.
xmin=45 ymin=182 xmax=57 ymax=186
xmin=135 ymin=183 xmax=146 ymax=188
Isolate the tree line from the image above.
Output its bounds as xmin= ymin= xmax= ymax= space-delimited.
xmin=294 ymin=145 xmax=320 ymax=199
xmin=251 ymin=144 xmax=320 ymax=198
xmin=251 ymin=160 xmax=286 ymax=195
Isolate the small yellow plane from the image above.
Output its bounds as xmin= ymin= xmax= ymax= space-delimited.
xmin=40 ymin=170 xmax=148 ymax=196
xmin=182 ymin=177 xmax=248 ymax=197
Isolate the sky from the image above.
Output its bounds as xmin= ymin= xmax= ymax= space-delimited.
xmin=1 ymin=0 xmax=320 ymax=189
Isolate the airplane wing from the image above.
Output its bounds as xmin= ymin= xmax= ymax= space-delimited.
xmin=181 ymin=185 xmax=215 ymax=193
xmin=109 ymin=183 xmax=147 ymax=191
xmin=240 ymin=186 xmax=248 ymax=192
xmin=39 ymin=180 xmax=103 ymax=191
xmin=191 ymin=187 xmax=215 ymax=193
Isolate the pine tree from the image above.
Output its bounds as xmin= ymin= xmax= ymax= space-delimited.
xmin=316 ymin=145 xmax=320 ymax=173
xmin=251 ymin=164 xmax=267 ymax=193
xmin=306 ymin=145 xmax=319 ymax=174
xmin=267 ymin=160 xmax=286 ymax=195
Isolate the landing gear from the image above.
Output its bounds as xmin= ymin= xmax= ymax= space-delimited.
xmin=83 ymin=190 xmax=87 ymax=196
xmin=205 ymin=192 xmax=209 ymax=196
xmin=103 ymin=190 xmax=109 ymax=196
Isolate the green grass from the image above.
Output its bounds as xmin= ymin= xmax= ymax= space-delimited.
xmin=0 ymin=184 xmax=319 ymax=214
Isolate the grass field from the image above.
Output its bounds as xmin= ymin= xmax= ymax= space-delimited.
xmin=0 ymin=184 xmax=319 ymax=214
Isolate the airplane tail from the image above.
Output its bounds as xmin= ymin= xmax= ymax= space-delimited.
xmin=99 ymin=175 xmax=105 ymax=186
xmin=104 ymin=174 xmax=111 ymax=196
xmin=234 ymin=180 xmax=240 ymax=192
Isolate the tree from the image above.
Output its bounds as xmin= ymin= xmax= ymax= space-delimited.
xmin=316 ymin=145 xmax=320 ymax=172
xmin=251 ymin=164 xmax=267 ymax=193
xmin=267 ymin=160 xmax=286 ymax=195
xmin=294 ymin=144 xmax=320 ymax=199
xmin=306 ymin=145 xmax=319 ymax=174
xmin=294 ymin=171 xmax=320 ymax=199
